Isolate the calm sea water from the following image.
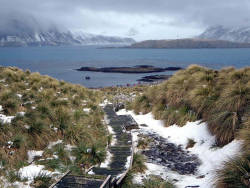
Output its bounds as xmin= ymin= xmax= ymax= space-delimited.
xmin=0 ymin=46 xmax=249 ymax=88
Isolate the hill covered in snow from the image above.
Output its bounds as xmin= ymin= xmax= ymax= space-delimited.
xmin=0 ymin=19 xmax=135 ymax=47
xmin=198 ymin=25 xmax=250 ymax=43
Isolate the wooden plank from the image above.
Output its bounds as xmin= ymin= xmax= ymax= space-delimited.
xmin=116 ymin=141 xmax=135 ymax=185
xmin=100 ymin=175 xmax=111 ymax=188
xmin=49 ymin=170 xmax=71 ymax=188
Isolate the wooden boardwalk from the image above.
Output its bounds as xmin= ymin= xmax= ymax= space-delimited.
xmin=52 ymin=104 xmax=135 ymax=188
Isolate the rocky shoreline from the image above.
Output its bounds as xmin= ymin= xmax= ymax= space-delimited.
xmin=137 ymin=75 xmax=171 ymax=82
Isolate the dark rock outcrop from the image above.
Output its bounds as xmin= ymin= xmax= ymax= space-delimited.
xmin=76 ymin=65 xmax=182 ymax=74
xmin=137 ymin=75 xmax=171 ymax=82
xmin=141 ymin=132 xmax=201 ymax=175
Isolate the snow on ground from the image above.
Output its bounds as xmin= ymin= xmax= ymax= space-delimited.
xmin=48 ymin=140 xmax=63 ymax=149
xmin=83 ymin=108 xmax=90 ymax=113
xmin=65 ymin=144 xmax=76 ymax=151
xmin=0 ymin=114 xmax=15 ymax=124
xmin=19 ymin=164 xmax=52 ymax=182
xmin=99 ymin=99 xmax=112 ymax=107
xmin=65 ymin=144 xmax=77 ymax=161
xmin=16 ymin=94 xmax=22 ymax=98
xmin=27 ymin=150 xmax=44 ymax=163
xmin=17 ymin=111 xmax=25 ymax=116
xmin=0 ymin=105 xmax=2 ymax=111
xmin=125 ymin=156 xmax=132 ymax=169
xmin=117 ymin=109 xmax=242 ymax=188
xmin=100 ymin=150 xmax=113 ymax=168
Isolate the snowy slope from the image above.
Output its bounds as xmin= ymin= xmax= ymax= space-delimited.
xmin=0 ymin=20 xmax=135 ymax=47
xmin=117 ymin=109 xmax=242 ymax=188
xmin=198 ymin=25 xmax=250 ymax=43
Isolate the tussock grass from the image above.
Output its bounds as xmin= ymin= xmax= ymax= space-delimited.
xmin=0 ymin=67 xmax=108 ymax=180
xmin=132 ymin=65 xmax=250 ymax=146
xmin=131 ymin=65 xmax=250 ymax=187
xmin=32 ymin=172 xmax=52 ymax=188
xmin=132 ymin=153 xmax=147 ymax=173
xmin=215 ymin=153 xmax=250 ymax=188
xmin=143 ymin=176 xmax=175 ymax=188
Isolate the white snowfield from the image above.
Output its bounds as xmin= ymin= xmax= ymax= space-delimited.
xmin=19 ymin=164 xmax=51 ymax=181
xmin=0 ymin=114 xmax=15 ymax=124
xmin=117 ymin=109 xmax=242 ymax=188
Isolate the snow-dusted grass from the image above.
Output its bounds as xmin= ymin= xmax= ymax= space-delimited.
xmin=27 ymin=150 xmax=44 ymax=163
xmin=117 ymin=109 xmax=242 ymax=188
xmin=83 ymin=108 xmax=90 ymax=113
xmin=0 ymin=114 xmax=15 ymax=124
xmin=18 ymin=164 xmax=51 ymax=181
xmin=48 ymin=140 xmax=63 ymax=149
xmin=0 ymin=67 xmax=108 ymax=185
xmin=100 ymin=151 xmax=112 ymax=168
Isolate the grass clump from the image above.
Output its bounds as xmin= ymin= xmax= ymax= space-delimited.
xmin=131 ymin=65 xmax=250 ymax=188
xmin=32 ymin=172 xmax=52 ymax=188
xmin=143 ymin=176 xmax=175 ymax=188
xmin=0 ymin=67 xmax=108 ymax=183
xmin=215 ymin=153 xmax=250 ymax=188
xmin=132 ymin=65 xmax=250 ymax=146
xmin=131 ymin=153 xmax=147 ymax=173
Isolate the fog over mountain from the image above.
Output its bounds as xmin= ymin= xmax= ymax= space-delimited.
xmin=1 ymin=0 xmax=250 ymax=40
xmin=0 ymin=18 xmax=135 ymax=47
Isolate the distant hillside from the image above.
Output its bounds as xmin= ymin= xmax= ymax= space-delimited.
xmin=198 ymin=25 xmax=250 ymax=43
xmin=129 ymin=38 xmax=250 ymax=48
xmin=0 ymin=19 xmax=135 ymax=47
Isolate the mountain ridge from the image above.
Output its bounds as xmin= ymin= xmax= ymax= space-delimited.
xmin=198 ymin=25 xmax=250 ymax=43
xmin=0 ymin=19 xmax=135 ymax=47
xmin=128 ymin=38 xmax=250 ymax=48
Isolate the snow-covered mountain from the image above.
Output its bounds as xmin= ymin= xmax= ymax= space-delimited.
xmin=198 ymin=25 xmax=250 ymax=43
xmin=0 ymin=20 xmax=135 ymax=47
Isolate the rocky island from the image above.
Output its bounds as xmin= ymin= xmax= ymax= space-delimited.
xmin=137 ymin=75 xmax=171 ymax=82
xmin=76 ymin=65 xmax=182 ymax=73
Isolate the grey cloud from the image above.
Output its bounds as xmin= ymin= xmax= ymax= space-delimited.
xmin=0 ymin=0 xmax=250 ymax=39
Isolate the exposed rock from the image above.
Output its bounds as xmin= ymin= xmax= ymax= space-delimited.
xmin=137 ymin=75 xmax=171 ymax=82
xmin=114 ymin=103 xmax=125 ymax=112
xmin=76 ymin=65 xmax=182 ymax=74
xmin=141 ymin=132 xmax=201 ymax=175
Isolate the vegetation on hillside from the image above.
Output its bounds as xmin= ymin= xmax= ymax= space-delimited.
xmin=132 ymin=65 xmax=250 ymax=187
xmin=0 ymin=67 xmax=108 ymax=185
xmin=133 ymin=65 xmax=249 ymax=146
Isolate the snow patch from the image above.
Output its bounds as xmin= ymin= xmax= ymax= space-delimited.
xmin=27 ymin=150 xmax=44 ymax=163
xmin=19 ymin=164 xmax=51 ymax=181
xmin=100 ymin=151 xmax=113 ymax=168
xmin=99 ymin=99 xmax=112 ymax=107
xmin=0 ymin=114 xmax=15 ymax=124
xmin=83 ymin=108 xmax=90 ymax=113
xmin=117 ymin=109 xmax=242 ymax=188
xmin=17 ymin=111 xmax=25 ymax=116
xmin=48 ymin=140 xmax=63 ymax=149
xmin=16 ymin=94 xmax=22 ymax=98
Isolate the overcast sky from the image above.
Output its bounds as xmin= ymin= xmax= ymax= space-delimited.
xmin=1 ymin=0 xmax=250 ymax=41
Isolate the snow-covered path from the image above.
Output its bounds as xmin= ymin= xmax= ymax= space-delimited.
xmin=117 ymin=109 xmax=242 ymax=188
